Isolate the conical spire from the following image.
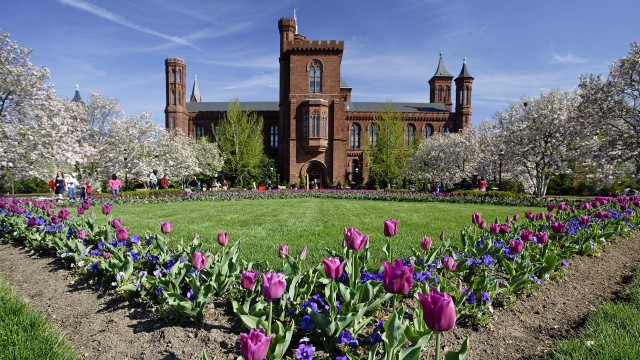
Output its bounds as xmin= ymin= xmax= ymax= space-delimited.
xmin=71 ymin=84 xmax=83 ymax=102
xmin=190 ymin=74 xmax=201 ymax=102
xmin=457 ymin=57 xmax=473 ymax=79
xmin=432 ymin=51 xmax=452 ymax=77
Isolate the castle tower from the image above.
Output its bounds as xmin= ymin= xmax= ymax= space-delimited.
xmin=190 ymin=74 xmax=201 ymax=102
xmin=428 ymin=52 xmax=453 ymax=111
xmin=71 ymin=84 xmax=83 ymax=103
xmin=164 ymin=58 xmax=188 ymax=133
xmin=454 ymin=57 xmax=473 ymax=130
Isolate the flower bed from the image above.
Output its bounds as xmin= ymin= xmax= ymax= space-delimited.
xmin=0 ymin=196 xmax=638 ymax=359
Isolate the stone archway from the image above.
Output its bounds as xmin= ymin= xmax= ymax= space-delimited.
xmin=301 ymin=161 xmax=327 ymax=189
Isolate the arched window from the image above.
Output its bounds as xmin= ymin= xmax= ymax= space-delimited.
xmin=171 ymin=91 xmax=176 ymax=105
xmin=423 ymin=125 xmax=433 ymax=138
xmin=170 ymin=116 xmax=175 ymax=129
xmin=350 ymin=124 xmax=361 ymax=149
xmin=270 ymin=124 xmax=278 ymax=148
xmin=178 ymin=91 xmax=182 ymax=105
xmin=369 ymin=124 xmax=378 ymax=145
xmin=171 ymin=70 xmax=176 ymax=82
xmin=309 ymin=60 xmax=322 ymax=93
xmin=446 ymin=86 xmax=451 ymax=102
xmin=437 ymin=86 xmax=443 ymax=101
xmin=303 ymin=114 xmax=309 ymax=138
xmin=311 ymin=111 xmax=320 ymax=137
xmin=465 ymin=86 xmax=471 ymax=105
xmin=405 ymin=124 xmax=416 ymax=146
xmin=442 ymin=126 xmax=450 ymax=134
xmin=178 ymin=69 xmax=182 ymax=83
xmin=196 ymin=125 xmax=205 ymax=139
xmin=321 ymin=113 xmax=327 ymax=138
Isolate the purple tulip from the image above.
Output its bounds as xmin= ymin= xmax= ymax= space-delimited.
xmin=116 ymin=227 xmax=128 ymax=241
xmin=478 ymin=220 xmax=487 ymax=230
xmin=580 ymin=203 xmax=592 ymax=210
xmin=513 ymin=213 xmax=520 ymax=221
xmin=298 ymin=245 xmax=309 ymax=260
xmin=421 ymin=237 xmax=432 ymax=251
xmin=261 ymin=272 xmax=286 ymax=300
xmin=383 ymin=219 xmax=399 ymax=237
xmin=323 ymin=257 xmax=347 ymax=280
xmin=192 ymin=251 xmax=211 ymax=270
xmin=81 ymin=200 xmax=91 ymax=210
xmin=418 ymin=289 xmax=457 ymax=332
xmin=240 ymin=328 xmax=273 ymax=360
xmin=471 ymin=212 xmax=482 ymax=225
xmin=50 ymin=216 xmax=60 ymax=225
xmin=160 ymin=221 xmax=173 ymax=234
xmin=343 ymin=227 xmax=369 ymax=251
xmin=382 ymin=259 xmax=414 ymax=295
xmin=520 ymin=229 xmax=534 ymax=241
xmin=547 ymin=203 xmax=555 ymax=212
xmin=102 ymin=203 xmax=111 ymax=215
xmin=579 ymin=215 xmax=591 ymax=225
xmin=535 ymin=232 xmax=549 ymax=244
xmin=216 ymin=231 xmax=228 ymax=246
xmin=595 ymin=211 xmax=611 ymax=219
xmin=111 ymin=218 xmax=122 ymax=229
xmin=58 ymin=208 xmax=70 ymax=220
xmin=546 ymin=213 xmax=555 ymax=220
xmin=77 ymin=206 xmax=85 ymax=215
xmin=509 ymin=239 xmax=524 ymax=254
xmin=27 ymin=217 xmax=37 ymax=227
xmin=535 ymin=212 xmax=545 ymax=221
xmin=489 ymin=223 xmax=500 ymax=234
xmin=443 ymin=257 xmax=457 ymax=272
xmin=278 ymin=245 xmax=288 ymax=259
xmin=525 ymin=211 xmax=534 ymax=220
xmin=240 ymin=270 xmax=258 ymax=290
xmin=102 ymin=252 xmax=111 ymax=259
xmin=77 ymin=230 xmax=87 ymax=240
xmin=550 ymin=221 xmax=566 ymax=234
xmin=499 ymin=223 xmax=510 ymax=234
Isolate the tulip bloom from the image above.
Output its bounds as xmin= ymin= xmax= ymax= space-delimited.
xmin=81 ymin=200 xmax=91 ymax=210
xmin=547 ymin=203 xmax=555 ymax=212
xmin=261 ymin=272 xmax=286 ymax=300
xmin=102 ymin=204 xmax=112 ymax=216
xmin=382 ymin=259 xmax=414 ymax=295
xmin=27 ymin=217 xmax=37 ymax=227
xmin=595 ymin=211 xmax=611 ymax=219
xmin=489 ymin=223 xmax=500 ymax=234
xmin=116 ymin=227 xmax=129 ymax=241
xmin=478 ymin=220 xmax=487 ymax=230
xmin=160 ymin=221 xmax=173 ymax=234
xmin=240 ymin=270 xmax=258 ymax=290
xmin=77 ymin=206 xmax=85 ymax=215
xmin=77 ymin=230 xmax=87 ymax=240
xmin=499 ymin=223 xmax=510 ymax=234
xmin=298 ymin=245 xmax=309 ymax=260
xmin=102 ymin=252 xmax=111 ymax=259
xmin=58 ymin=208 xmax=70 ymax=220
xmin=384 ymin=219 xmax=399 ymax=237
xmin=524 ymin=211 xmax=534 ymax=220
xmin=579 ymin=215 xmax=591 ymax=225
xmin=192 ymin=251 xmax=211 ymax=270
xmin=471 ymin=212 xmax=482 ymax=225
xmin=509 ymin=239 xmax=524 ymax=254
xmin=111 ymin=218 xmax=122 ymax=229
xmin=513 ymin=213 xmax=520 ymax=221
xmin=418 ymin=289 xmax=456 ymax=332
xmin=520 ymin=229 xmax=534 ymax=241
xmin=443 ymin=257 xmax=457 ymax=272
xmin=421 ymin=237 xmax=432 ymax=251
xmin=278 ymin=245 xmax=288 ymax=259
xmin=217 ymin=231 xmax=228 ymax=246
xmin=550 ymin=221 xmax=566 ymax=234
xmin=343 ymin=227 xmax=368 ymax=251
xmin=323 ymin=257 xmax=347 ymax=280
xmin=240 ymin=328 xmax=274 ymax=360
xmin=546 ymin=213 xmax=555 ymax=220
xmin=535 ymin=232 xmax=549 ymax=244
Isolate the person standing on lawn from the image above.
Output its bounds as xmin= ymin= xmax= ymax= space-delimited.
xmin=54 ymin=171 xmax=66 ymax=200
xmin=159 ymin=174 xmax=169 ymax=189
xmin=109 ymin=174 xmax=121 ymax=196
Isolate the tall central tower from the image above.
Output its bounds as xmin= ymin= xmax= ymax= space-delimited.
xmin=164 ymin=58 xmax=188 ymax=134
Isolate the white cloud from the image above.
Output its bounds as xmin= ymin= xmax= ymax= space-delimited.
xmin=552 ymin=51 xmax=589 ymax=64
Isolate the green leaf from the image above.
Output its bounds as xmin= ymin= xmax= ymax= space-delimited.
xmin=239 ymin=314 xmax=266 ymax=330
xmin=444 ymin=337 xmax=470 ymax=360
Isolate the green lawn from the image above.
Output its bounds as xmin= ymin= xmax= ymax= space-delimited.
xmin=0 ymin=279 xmax=76 ymax=360
xmin=544 ymin=266 xmax=640 ymax=360
xmin=110 ymin=198 xmax=540 ymax=269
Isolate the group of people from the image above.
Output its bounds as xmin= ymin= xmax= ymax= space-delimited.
xmin=50 ymin=171 xmax=92 ymax=201
xmin=147 ymin=170 xmax=169 ymax=190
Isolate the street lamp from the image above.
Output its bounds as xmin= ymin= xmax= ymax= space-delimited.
xmin=123 ymin=156 xmax=128 ymax=191
xmin=269 ymin=167 xmax=274 ymax=189
xmin=498 ymin=149 xmax=504 ymax=190
xmin=355 ymin=167 xmax=359 ymax=185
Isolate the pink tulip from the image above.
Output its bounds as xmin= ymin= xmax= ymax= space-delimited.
xmin=58 ymin=208 xmax=70 ymax=220
xmin=160 ymin=221 xmax=173 ymax=234
xmin=116 ymin=227 xmax=128 ymax=241
xmin=218 ymin=231 xmax=228 ymax=246
xmin=535 ymin=232 xmax=549 ymax=244
xmin=421 ymin=237 xmax=432 ymax=251
xmin=192 ymin=251 xmax=211 ymax=270
xmin=77 ymin=230 xmax=87 ymax=240
xmin=550 ymin=221 xmax=566 ymax=234
xmin=489 ymin=223 xmax=500 ymax=234
xmin=240 ymin=270 xmax=258 ymax=290
xmin=322 ymin=257 xmax=347 ymax=280
xmin=499 ymin=223 xmax=510 ymax=234
xmin=240 ymin=328 xmax=273 ymax=360
xmin=278 ymin=245 xmax=288 ymax=259
xmin=111 ymin=218 xmax=122 ymax=229
xmin=579 ymin=216 xmax=591 ymax=225
xmin=382 ymin=259 xmax=414 ymax=295
xmin=50 ymin=216 xmax=60 ymax=225
xmin=298 ymin=246 xmax=309 ymax=260
xmin=520 ymin=229 xmax=534 ymax=241
xmin=443 ymin=257 xmax=457 ymax=272
xmin=471 ymin=212 xmax=482 ymax=225
xmin=524 ymin=211 xmax=534 ymax=220
xmin=509 ymin=239 xmax=524 ymax=254
xmin=261 ymin=272 xmax=286 ymax=300
xmin=102 ymin=204 xmax=111 ymax=215
xmin=513 ymin=213 xmax=520 ymax=221
xmin=418 ymin=289 xmax=456 ymax=332
xmin=77 ymin=206 xmax=85 ymax=215
xmin=102 ymin=252 xmax=111 ymax=259
xmin=478 ymin=220 xmax=487 ymax=230
xmin=343 ymin=227 xmax=369 ymax=252
xmin=384 ymin=219 xmax=399 ymax=237
xmin=81 ymin=200 xmax=91 ymax=210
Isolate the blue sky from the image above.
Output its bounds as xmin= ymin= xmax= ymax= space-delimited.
xmin=4 ymin=0 xmax=639 ymax=126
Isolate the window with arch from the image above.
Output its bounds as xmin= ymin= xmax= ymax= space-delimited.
xmin=303 ymin=114 xmax=309 ymax=138
xmin=311 ymin=111 xmax=320 ymax=137
xmin=270 ymin=124 xmax=278 ymax=148
xmin=321 ymin=113 xmax=327 ymax=138
xmin=171 ymin=91 xmax=176 ymax=105
xmin=465 ymin=86 xmax=471 ymax=105
xmin=171 ymin=70 xmax=176 ymax=82
xmin=423 ymin=124 xmax=433 ymax=138
xmin=196 ymin=124 xmax=205 ymax=139
xmin=446 ymin=86 xmax=451 ymax=102
xmin=442 ymin=126 xmax=450 ymax=134
xmin=178 ymin=91 xmax=182 ymax=105
xmin=405 ymin=124 xmax=416 ymax=146
xmin=350 ymin=123 xmax=361 ymax=149
xmin=170 ymin=116 xmax=175 ymax=129
xmin=437 ymin=86 xmax=443 ymax=102
xmin=178 ymin=69 xmax=182 ymax=83
xmin=309 ymin=60 xmax=322 ymax=93
xmin=368 ymin=124 xmax=378 ymax=145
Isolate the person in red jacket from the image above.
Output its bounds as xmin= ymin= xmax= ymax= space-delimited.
xmin=159 ymin=175 xmax=169 ymax=189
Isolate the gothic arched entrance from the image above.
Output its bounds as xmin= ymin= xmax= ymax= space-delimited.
xmin=301 ymin=161 xmax=327 ymax=189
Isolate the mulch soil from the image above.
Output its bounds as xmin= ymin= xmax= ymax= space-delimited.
xmin=1 ymin=233 xmax=639 ymax=360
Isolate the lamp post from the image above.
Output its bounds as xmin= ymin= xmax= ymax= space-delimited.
xmin=355 ymin=167 xmax=359 ymax=185
xmin=123 ymin=156 xmax=128 ymax=191
xmin=498 ymin=149 xmax=504 ymax=191
xmin=269 ymin=167 xmax=274 ymax=189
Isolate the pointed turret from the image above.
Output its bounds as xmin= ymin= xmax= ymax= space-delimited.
xmin=190 ymin=74 xmax=201 ymax=102
xmin=455 ymin=57 xmax=473 ymax=130
xmin=456 ymin=57 xmax=473 ymax=79
xmin=71 ymin=84 xmax=83 ymax=103
xmin=431 ymin=51 xmax=452 ymax=78
xmin=428 ymin=52 xmax=453 ymax=110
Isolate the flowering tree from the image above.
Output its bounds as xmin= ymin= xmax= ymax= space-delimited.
xmin=193 ymin=138 xmax=224 ymax=179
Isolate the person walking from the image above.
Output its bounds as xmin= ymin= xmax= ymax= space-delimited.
xmin=54 ymin=171 xmax=66 ymax=200
xmin=66 ymin=173 xmax=77 ymax=200
xmin=109 ymin=174 xmax=121 ymax=196
xmin=149 ymin=170 xmax=158 ymax=190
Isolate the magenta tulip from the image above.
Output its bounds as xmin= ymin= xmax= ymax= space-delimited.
xmin=27 ymin=217 xmax=37 ymax=227
xmin=278 ymin=245 xmax=288 ymax=259
xmin=218 ymin=231 xmax=229 ymax=246
xmin=111 ymin=218 xmax=122 ymax=229
xmin=471 ymin=212 xmax=482 ymax=225
xmin=509 ymin=239 xmax=524 ymax=254
xmin=77 ymin=206 xmax=85 ymax=215
xmin=382 ymin=259 xmax=414 ymax=295
xmin=520 ymin=229 xmax=534 ymax=241
xmin=50 ymin=216 xmax=60 ymax=225
xmin=58 ymin=208 xmax=70 ymax=220
xmin=343 ymin=227 xmax=369 ymax=251
xmin=535 ymin=232 xmax=549 ymax=244
xmin=421 ymin=237 xmax=432 ymax=251
xmin=489 ymin=223 xmax=500 ymax=234
xmin=240 ymin=270 xmax=258 ymax=290
xmin=298 ymin=246 xmax=309 ymax=260
xmin=499 ymin=223 xmax=510 ymax=234
xmin=579 ymin=215 xmax=591 ymax=225
xmin=547 ymin=203 xmax=555 ymax=211
xmin=240 ymin=328 xmax=274 ymax=360
xmin=192 ymin=251 xmax=211 ymax=270
xmin=418 ymin=289 xmax=457 ymax=332
xmin=261 ymin=272 xmax=286 ymax=300
xmin=323 ymin=257 xmax=347 ymax=280
xmin=525 ymin=211 xmax=534 ymax=220
xmin=550 ymin=221 xmax=566 ymax=234
xmin=595 ymin=210 xmax=611 ymax=219
xmin=478 ymin=220 xmax=487 ymax=229
xmin=160 ymin=221 xmax=173 ymax=234
xmin=102 ymin=252 xmax=111 ymax=259
xmin=101 ymin=203 xmax=112 ymax=215
xmin=77 ymin=230 xmax=87 ymax=240
xmin=546 ymin=213 xmax=555 ymax=220
xmin=81 ymin=200 xmax=91 ymax=210
xmin=116 ymin=227 xmax=128 ymax=241
xmin=513 ymin=213 xmax=520 ymax=221
xmin=443 ymin=257 xmax=457 ymax=272
xmin=384 ymin=219 xmax=399 ymax=237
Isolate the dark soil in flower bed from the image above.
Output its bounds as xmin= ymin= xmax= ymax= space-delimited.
xmin=1 ymin=234 xmax=640 ymax=359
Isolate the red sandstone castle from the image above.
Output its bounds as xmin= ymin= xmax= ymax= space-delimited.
xmin=165 ymin=17 xmax=473 ymax=187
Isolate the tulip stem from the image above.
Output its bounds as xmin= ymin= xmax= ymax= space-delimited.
xmin=434 ymin=331 xmax=441 ymax=360
xmin=393 ymin=294 xmax=398 ymax=313
xmin=267 ymin=301 xmax=273 ymax=335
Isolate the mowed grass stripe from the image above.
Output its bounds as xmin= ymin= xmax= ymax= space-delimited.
xmin=111 ymin=198 xmax=540 ymax=269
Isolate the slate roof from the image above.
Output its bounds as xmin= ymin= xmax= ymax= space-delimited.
xmin=190 ymin=76 xmax=201 ymax=102
xmin=344 ymin=102 xmax=447 ymax=113
xmin=186 ymin=102 xmax=279 ymax=112
xmin=457 ymin=58 xmax=473 ymax=79
xmin=432 ymin=52 xmax=452 ymax=78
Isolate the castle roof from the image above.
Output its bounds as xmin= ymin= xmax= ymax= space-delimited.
xmin=71 ymin=84 xmax=83 ymax=103
xmin=456 ymin=58 xmax=473 ymax=79
xmin=187 ymin=102 xmax=279 ymax=112
xmin=190 ymin=75 xmax=201 ymax=102
xmin=431 ymin=52 xmax=452 ymax=78
xmin=344 ymin=102 xmax=447 ymax=113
